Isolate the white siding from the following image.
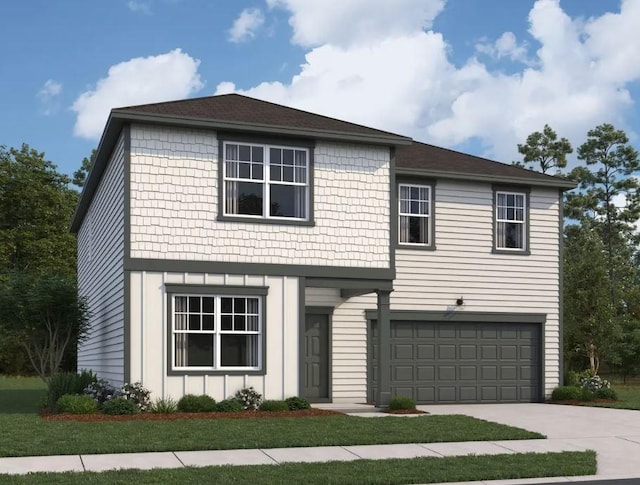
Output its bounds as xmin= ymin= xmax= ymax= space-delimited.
xmin=128 ymin=124 xmax=391 ymax=269
xmin=128 ymin=271 xmax=299 ymax=401
xmin=77 ymin=135 xmax=125 ymax=386
xmin=394 ymin=180 xmax=561 ymax=397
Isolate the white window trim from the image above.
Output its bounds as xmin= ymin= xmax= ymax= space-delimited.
xmin=495 ymin=190 xmax=527 ymax=251
xmin=398 ymin=183 xmax=432 ymax=247
xmin=222 ymin=141 xmax=310 ymax=221
xmin=171 ymin=294 xmax=263 ymax=372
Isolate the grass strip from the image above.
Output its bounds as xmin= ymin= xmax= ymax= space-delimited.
xmin=0 ymin=414 xmax=543 ymax=457
xmin=0 ymin=451 xmax=596 ymax=484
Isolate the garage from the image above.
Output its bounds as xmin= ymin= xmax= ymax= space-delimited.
xmin=368 ymin=319 xmax=542 ymax=404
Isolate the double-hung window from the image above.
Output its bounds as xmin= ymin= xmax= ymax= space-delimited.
xmin=172 ymin=294 xmax=262 ymax=371
xmin=398 ymin=183 xmax=433 ymax=247
xmin=495 ymin=190 xmax=527 ymax=251
xmin=223 ymin=142 xmax=309 ymax=220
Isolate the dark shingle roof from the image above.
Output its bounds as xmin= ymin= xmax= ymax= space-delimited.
xmin=396 ymin=141 xmax=575 ymax=187
xmin=115 ymin=93 xmax=409 ymax=141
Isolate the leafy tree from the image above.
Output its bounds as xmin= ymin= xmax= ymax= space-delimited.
xmin=563 ymin=225 xmax=616 ymax=374
xmin=72 ymin=148 xmax=96 ymax=188
xmin=565 ymin=124 xmax=640 ymax=307
xmin=0 ymin=144 xmax=78 ymax=276
xmin=516 ymin=124 xmax=573 ymax=174
xmin=0 ymin=273 xmax=90 ymax=381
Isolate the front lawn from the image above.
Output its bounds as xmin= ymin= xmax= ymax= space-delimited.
xmin=0 ymin=452 xmax=597 ymax=484
xmin=0 ymin=376 xmax=543 ymax=457
xmin=588 ymin=385 xmax=640 ymax=410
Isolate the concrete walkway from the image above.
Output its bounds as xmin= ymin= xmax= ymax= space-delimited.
xmin=1 ymin=403 xmax=638 ymax=484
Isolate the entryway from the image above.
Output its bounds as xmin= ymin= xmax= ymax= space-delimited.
xmin=302 ymin=310 xmax=331 ymax=402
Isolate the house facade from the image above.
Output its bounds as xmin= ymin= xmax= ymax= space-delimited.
xmin=71 ymin=94 xmax=574 ymax=405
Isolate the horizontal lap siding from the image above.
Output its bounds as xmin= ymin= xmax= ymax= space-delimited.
xmin=77 ymin=135 xmax=125 ymax=386
xmin=394 ymin=180 xmax=561 ymax=397
xmin=129 ymin=271 xmax=299 ymax=401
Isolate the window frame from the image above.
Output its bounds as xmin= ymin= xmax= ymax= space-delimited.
xmin=165 ymin=285 xmax=268 ymax=376
xmin=217 ymin=135 xmax=315 ymax=226
xmin=396 ymin=180 xmax=436 ymax=251
xmin=492 ymin=187 xmax=530 ymax=255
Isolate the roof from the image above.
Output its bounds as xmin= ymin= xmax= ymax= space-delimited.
xmin=70 ymin=94 xmax=574 ymax=233
xmin=395 ymin=141 xmax=576 ymax=189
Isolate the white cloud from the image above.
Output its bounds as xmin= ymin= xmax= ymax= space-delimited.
xmin=266 ymin=0 xmax=445 ymax=47
xmin=127 ymin=0 xmax=152 ymax=14
xmin=72 ymin=49 xmax=203 ymax=139
xmin=218 ymin=0 xmax=640 ymax=164
xmin=228 ymin=8 xmax=265 ymax=43
xmin=475 ymin=32 xmax=530 ymax=64
xmin=37 ymin=79 xmax=63 ymax=115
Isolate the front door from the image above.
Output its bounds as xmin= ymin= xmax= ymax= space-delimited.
xmin=303 ymin=313 xmax=330 ymax=401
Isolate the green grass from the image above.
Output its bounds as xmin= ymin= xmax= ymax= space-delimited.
xmin=589 ymin=385 xmax=640 ymax=410
xmin=0 ymin=452 xmax=596 ymax=484
xmin=0 ymin=375 xmax=544 ymax=458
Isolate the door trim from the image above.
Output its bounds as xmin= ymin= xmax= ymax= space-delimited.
xmin=301 ymin=306 xmax=333 ymax=403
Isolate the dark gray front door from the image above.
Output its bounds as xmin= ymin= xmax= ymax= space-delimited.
xmin=370 ymin=321 xmax=541 ymax=404
xmin=303 ymin=313 xmax=329 ymax=401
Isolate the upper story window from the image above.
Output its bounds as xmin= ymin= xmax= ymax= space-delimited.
xmin=398 ymin=183 xmax=433 ymax=248
xmin=494 ymin=190 xmax=528 ymax=252
xmin=223 ymin=142 xmax=309 ymax=221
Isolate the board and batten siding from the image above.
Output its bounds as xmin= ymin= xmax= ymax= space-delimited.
xmin=128 ymin=271 xmax=299 ymax=400
xmin=307 ymin=180 xmax=561 ymax=402
xmin=77 ymin=134 xmax=126 ymax=386
xmin=394 ymin=180 xmax=561 ymax=397
xmin=128 ymin=124 xmax=391 ymax=269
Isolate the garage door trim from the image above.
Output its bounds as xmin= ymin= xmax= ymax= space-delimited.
xmin=366 ymin=310 xmax=546 ymax=404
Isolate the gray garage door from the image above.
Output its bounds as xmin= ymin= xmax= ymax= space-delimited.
xmin=369 ymin=321 xmax=541 ymax=404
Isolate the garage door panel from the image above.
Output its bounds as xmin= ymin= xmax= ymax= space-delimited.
xmin=370 ymin=320 xmax=541 ymax=404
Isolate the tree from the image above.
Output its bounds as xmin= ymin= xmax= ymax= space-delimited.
xmin=0 ymin=143 xmax=78 ymax=276
xmin=563 ymin=225 xmax=616 ymax=374
xmin=0 ymin=273 xmax=90 ymax=381
xmin=516 ymin=124 xmax=573 ymax=174
xmin=72 ymin=148 xmax=96 ymax=188
xmin=565 ymin=124 xmax=640 ymax=308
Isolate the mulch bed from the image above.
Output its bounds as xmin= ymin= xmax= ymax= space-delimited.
xmin=384 ymin=409 xmax=427 ymax=415
xmin=548 ymin=399 xmax=617 ymax=406
xmin=41 ymin=408 xmax=343 ymax=422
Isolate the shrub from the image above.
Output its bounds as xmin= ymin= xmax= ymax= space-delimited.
xmin=581 ymin=375 xmax=611 ymax=393
xmin=102 ymin=397 xmax=138 ymax=415
xmin=150 ymin=397 xmax=178 ymax=414
xmin=216 ymin=399 xmax=244 ymax=412
xmin=388 ymin=396 xmax=416 ymax=410
xmin=565 ymin=369 xmax=592 ymax=387
xmin=84 ymin=379 xmax=117 ymax=407
xmin=56 ymin=394 xmax=98 ymax=414
xmin=234 ymin=387 xmax=263 ymax=410
xmin=595 ymin=387 xmax=618 ymax=400
xmin=46 ymin=370 xmax=98 ymax=410
xmin=177 ymin=394 xmax=217 ymax=413
xmin=259 ymin=400 xmax=289 ymax=411
xmin=551 ymin=386 xmax=593 ymax=401
xmin=119 ymin=382 xmax=151 ymax=412
xmin=285 ymin=396 xmax=311 ymax=411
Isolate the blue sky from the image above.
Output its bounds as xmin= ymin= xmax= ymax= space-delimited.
xmin=1 ymin=0 xmax=638 ymax=179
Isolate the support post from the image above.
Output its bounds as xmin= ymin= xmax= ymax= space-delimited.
xmin=376 ymin=289 xmax=392 ymax=407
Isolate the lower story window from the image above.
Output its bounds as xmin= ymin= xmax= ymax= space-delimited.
xmin=173 ymin=295 xmax=262 ymax=370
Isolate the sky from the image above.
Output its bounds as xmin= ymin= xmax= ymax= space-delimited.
xmin=1 ymin=0 xmax=639 ymax=179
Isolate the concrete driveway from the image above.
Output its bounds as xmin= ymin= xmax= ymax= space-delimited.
xmin=422 ymin=403 xmax=640 ymax=479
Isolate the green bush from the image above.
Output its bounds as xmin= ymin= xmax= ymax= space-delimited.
xmin=595 ymin=387 xmax=618 ymax=400
xmin=565 ymin=369 xmax=592 ymax=387
xmin=551 ymin=386 xmax=593 ymax=401
xmin=285 ymin=396 xmax=311 ymax=410
xmin=216 ymin=399 xmax=244 ymax=412
xmin=102 ymin=397 xmax=139 ymax=415
xmin=259 ymin=400 xmax=289 ymax=411
xmin=234 ymin=387 xmax=263 ymax=410
xmin=150 ymin=397 xmax=178 ymax=414
xmin=46 ymin=370 xmax=98 ymax=410
xmin=177 ymin=394 xmax=217 ymax=413
xmin=388 ymin=396 xmax=416 ymax=410
xmin=56 ymin=394 xmax=98 ymax=414
xmin=119 ymin=382 xmax=151 ymax=412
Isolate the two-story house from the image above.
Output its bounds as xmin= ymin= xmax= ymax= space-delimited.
xmin=70 ymin=94 xmax=574 ymax=406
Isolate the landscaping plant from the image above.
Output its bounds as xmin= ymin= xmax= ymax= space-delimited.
xmin=177 ymin=394 xmax=217 ymax=413
xmin=259 ymin=400 xmax=289 ymax=412
xmin=83 ymin=379 xmax=117 ymax=407
xmin=102 ymin=397 xmax=139 ymax=415
xmin=215 ymin=399 xmax=244 ymax=412
xmin=150 ymin=397 xmax=178 ymax=414
xmin=286 ymin=396 xmax=311 ymax=410
xmin=388 ymin=396 xmax=417 ymax=410
xmin=234 ymin=387 xmax=263 ymax=410
xmin=45 ymin=370 xmax=97 ymax=410
xmin=55 ymin=394 xmax=98 ymax=414
xmin=119 ymin=382 xmax=151 ymax=412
